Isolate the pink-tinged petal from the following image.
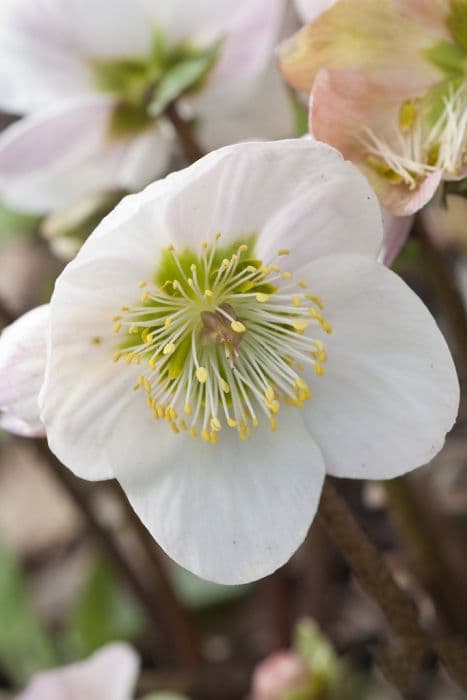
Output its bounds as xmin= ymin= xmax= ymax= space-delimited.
xmin=252 ymin=651 xmax=310 ymax=700
xmin=0 ymin=97 xmax=173 ymax=215
xmin=379 ymin=210 xmax=414 ymax=266
xmin=17 ymin=643 xmax=140 ymax=700
xmin=279 ymin=0 xmax=441 ymax=94
xmin=390 ymin=0 xmax=451 ymax=30
xmin=294 ymin=0 xmax=338 ymax=23
xmin=310 ymin=69 xmax=443 ymax=215
xmin=0 ymin=305 xmax=49 ymax=438
xmin=0 ymin=0 xmax=152 ymax=113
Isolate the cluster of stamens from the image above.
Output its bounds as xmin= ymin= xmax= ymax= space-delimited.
xmin=112 ymin=235 xmax=331 ymax=444
xmin=361 ymin=84 xmax=467 ymax=189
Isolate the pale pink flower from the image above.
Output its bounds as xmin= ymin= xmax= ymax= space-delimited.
xmin=251 ymin=651 xmax=310 ymax=700
xmin=280 ymin=0 xmax=467 ymax=215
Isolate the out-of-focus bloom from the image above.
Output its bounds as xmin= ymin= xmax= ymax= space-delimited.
xmin=0 ymin=0 xmax=292 ymax=215
xmin=17 ymin=643 xmax=139 ymax=700
xmin=0 ymin=305 xmax=48 ymax=437
xmin=379 ymin=211 xmax=414 ymax=266
xmin=251 ymin=650 xmax=310 ymax=700
xmin=1 ymin=139 xmax=458 ymax=584
xmin=280 ymin=0 xmax=467 ymax=215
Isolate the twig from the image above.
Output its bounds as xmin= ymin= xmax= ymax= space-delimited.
xmin=165 ymin=102 xmax=204 ymax=163
xmin=385 ymin=475 xmax=467 ymax=636
xmin=0 ymin=297 xmax=14 ymax=327
xmin=414 ymin=215 xmax=467 ymax=377
xmin=30 ymin=439 xmax=167 ymax=662
xmin=111 ymin=482 xmax=203 ymax=666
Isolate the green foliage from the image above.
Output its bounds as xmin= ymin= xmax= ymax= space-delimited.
xmin=290 ymin=96 xmax=309 ymax=137
xmin=424 ymin=40 xmax=466 ymax=77
xmin=0 ymin=539 xmax=58 ymax=686
xmin=447 ymin=0 xmax=467 ymax=52
xmin=149 ymin=40 xmax=223 ymax=117
xmin=0 ymin=201 xmax=40 ymax=245
xmin=66 ymin=555 xmax=145 ymax=659
xmin=170 ymin=564 xmax=249 ymax=610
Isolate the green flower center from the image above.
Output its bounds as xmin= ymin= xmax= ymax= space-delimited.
xmin=112 ymin=236 xmax=332 ymax=443
xmin=93 ymin=30 xmax=223 ymax=138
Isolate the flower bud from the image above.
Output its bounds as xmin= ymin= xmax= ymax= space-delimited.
xmin=251 ymin=650 xmax=310 ymax=700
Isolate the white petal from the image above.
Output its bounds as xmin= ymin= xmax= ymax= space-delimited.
xmin=294 ymin=0 xmax=338 ymax=23
xmin=18 ymin=642 xmax=140 ymax=700
xmin=159 ymin=139 xmax=383 ymax=271
xmin=0 ymin=305 xmax=49 ymax=438
xmin=0 ymin=0 xmax=152 ymax=113
xmin=194 ymin=62 xmax=295 ymax=149
xmin=109 ymin=409 xmax=325 ymax=584
xmin=0 ymin=97 xmax=173 ymax=214
xmin=300 ymin=254 xmax=459 ymax=479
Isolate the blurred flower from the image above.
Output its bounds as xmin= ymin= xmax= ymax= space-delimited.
xmin=17 ymin=643 xmax=139 ymax=700
xmin=0 ymin=139 xmax=458 ymax=583
xmin=251 ymin=650 xmax=310 ymax=700
xmin=280 ymin=0 xmax=467 ymax=216
xmin=0 ymin=0 xmax=292 ymax=215
xmin=0 ymin=305 xmax=48 ymax=437
xmin=251 ymin=619 xmax=374 ymax=700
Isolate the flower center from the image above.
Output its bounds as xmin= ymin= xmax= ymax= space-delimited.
xmin=112 ymin=236 xmax=332 ymax=443
xmin=93 ymin=31 xmax=223 ymax=138
xmin=362 ymin=83 xmax=467 ymax=188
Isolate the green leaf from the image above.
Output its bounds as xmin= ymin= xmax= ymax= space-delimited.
xmin=0 ymin=202 xmax=40 ymax=245
xmin=447 ymin=0 xmax=467 ymax=52
xmin=424 ymin=40 xmax=466 ymax=76
xmin=290 ymin=94 xmax=309 ymax=136
xmin=65 ymin=555 xmax=145 ymax=658
xmin=170 ymin=564 xmax=249 ymax=610
xmin=149 ymin=39 xmax=223 ymax=117
xmin=0 ymin=539 xmax=58 ymax=686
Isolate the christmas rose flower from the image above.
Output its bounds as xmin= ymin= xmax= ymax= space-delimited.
xmin=280 ymin=0 xmax=467 ymax=215
xmin=0 ymin=304 xmax=48 ymax=437
xmin=17 ymin=643 xmax=139 ymax=700
xmin=0 ymin=0 xmax=292 ymax=214
xmin=0 ymin=139 xmax=459 ymax=584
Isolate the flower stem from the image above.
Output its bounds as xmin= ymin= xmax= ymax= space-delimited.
xmin=32 ymin=439 xmax=174 ymax=664
xmin=384 ymin=475 xmax=467 ymax=637
xmin=414 ymin=215 xmax=467 ymax=377
xmin=0 ymin=297 xmax=14 ymax=327
xmin=111 ymin=482 xmax=203 ymax=666
xmin=165 ymin=102 xmax=204 ymax=163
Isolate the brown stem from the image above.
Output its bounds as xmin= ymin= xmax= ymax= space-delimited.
xmin=165 ymin=102 xmax=204 ymax=163
xmin=0 ymin=296 xmax=14 ymax=327
xmin=414 ymin=215 xmax=467 ymax=377
xmin=31 ymin=439 xmax=167 ymax=662
xmin=319 ymin=480 xmax=428 ymax=658
xmin=111 ymin=482 xmax=203 ymax=667
xmin=385 ymin=476 xmax=467 ymax=637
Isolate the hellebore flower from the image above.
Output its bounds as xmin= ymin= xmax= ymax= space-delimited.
xmin=0 ymin=0 xmax=292 ymax=214
xmin=17 ymin=643 xmax=139 ymax=700
xmin=0 ymin=305 xmax=48 ymax=437
xmin=280 ymin=0 xmax=467 ymax=215
xmin=1 ymin=139 xmax=459 ymax=584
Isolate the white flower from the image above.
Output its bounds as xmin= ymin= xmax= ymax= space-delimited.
xmin=0 ymin=305 xmax=48 ymax=437
xmin=0 ymin=0 xmax=293 ymax=214
xmin=17 ymin=643 xmax=139 ymax=700
xmin=1 ymin=139 xmax=458 ymax=584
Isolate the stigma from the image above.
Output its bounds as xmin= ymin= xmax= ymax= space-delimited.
xmin=112 ymin=235 xmax=331 ymax=443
